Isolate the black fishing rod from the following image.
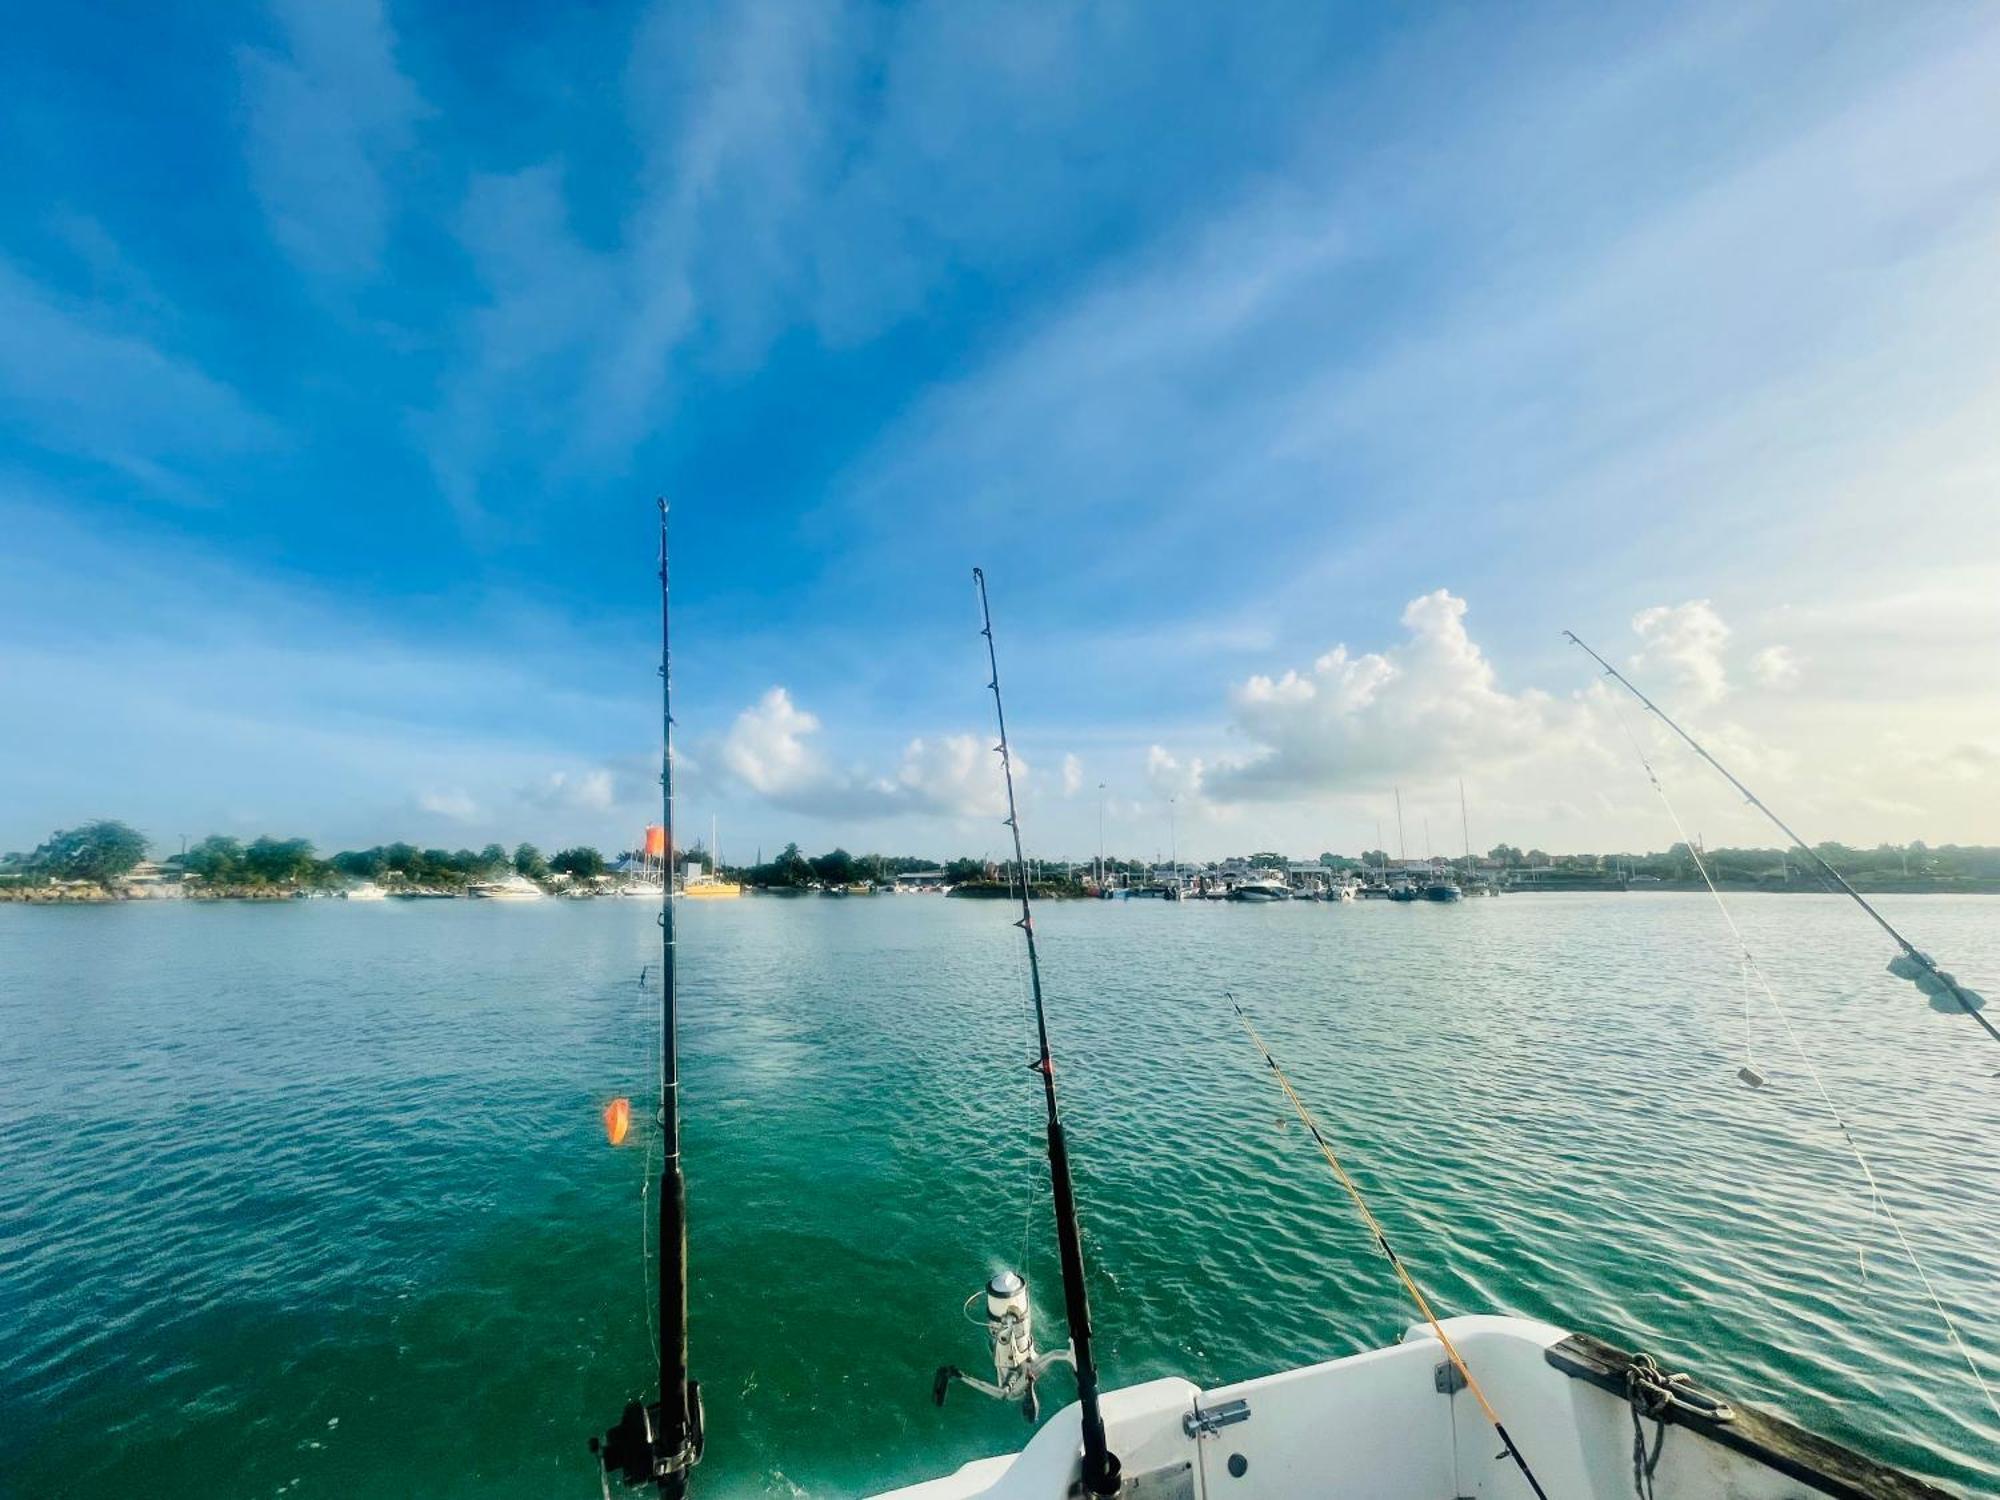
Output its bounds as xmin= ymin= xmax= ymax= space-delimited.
xmin=596 ymin=500 xmax=704 ymax=1494
xmin=1565 ymin=630 xmax=1998 ymax=1046
xmin=973 ymin=568 xmax=1123 ymax=1498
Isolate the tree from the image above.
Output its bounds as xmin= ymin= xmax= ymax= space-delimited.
xmin=185 ymin=835 xmax=246 ymax=882
xmin=30 ymin=821 xmax=149 ymax=884
xmin=478 ymin=843 xmax=510 ymax=875
xmin=944 ymin=857 xmax=987 ymax=883
xmin=513 ymin=843 xmax=548 ymax=879
xmin=811 ymin=848 xmax=857 ymax=886
xmin=333 ymin=847 xmax=388 ymax=879
xmin=753 ymin=842 xmax=813 ymax=887
xmin=243 ymin=836 xmax=318 ymax=885
xmin=551 ymin=846 xmax=606 ymax=879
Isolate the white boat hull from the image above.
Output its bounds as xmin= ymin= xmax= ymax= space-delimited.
xmin=877 ymin=1316 xmax=1942 ymax=1500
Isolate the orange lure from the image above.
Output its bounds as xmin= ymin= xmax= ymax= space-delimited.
xmin=603 ymin=1097 xmax=632 ymax=1146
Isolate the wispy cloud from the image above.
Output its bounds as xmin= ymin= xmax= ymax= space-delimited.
xmin=0 ymin=258 xmax=274 ymax=490
xmin=237 ymin=0 xmax=423 ymax=279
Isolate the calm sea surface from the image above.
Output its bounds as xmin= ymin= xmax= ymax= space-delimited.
xmin=2 ymin=893 xmax=1996 ymax=1497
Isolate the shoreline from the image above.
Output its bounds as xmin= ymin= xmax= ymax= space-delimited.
xmin=6 ymin=881 xmax=2000 ymax=905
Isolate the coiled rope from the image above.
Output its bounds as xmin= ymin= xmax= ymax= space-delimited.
xmin=1226 ymin=992 xmax=1551 ymax=1500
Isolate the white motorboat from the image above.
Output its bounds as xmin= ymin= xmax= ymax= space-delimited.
xmin=1227 ymin=880 xmax=1290 ymax=902
xmin=468 ymin=876 xmax=545 ymax=901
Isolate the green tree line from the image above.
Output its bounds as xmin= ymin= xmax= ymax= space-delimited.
xmin=8 ymin=821 xmax=2000 ymax=892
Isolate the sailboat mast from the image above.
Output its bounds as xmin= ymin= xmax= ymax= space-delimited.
xmin=1096 ymin=783 xmax=1105 ymax=889
xmin=1394 ymin=787 xmax=1407 ymax=865
xmin=1459 ymin=779 xmax=1472 ymax=876
xmin=973 ymin=568 xmax=1122 ymax=1497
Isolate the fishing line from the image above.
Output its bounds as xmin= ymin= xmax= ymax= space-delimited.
xmin=1565 ymin=631 xmax=1997 ymax=1047
xmin=978 ymin=578 xmax=1047 ymax=1300
xmin=1225 ymin=992 xmax=1551 ymax=1500
xmin=642 ymin=1128 xmax=660 ymax=1367
xmin=1601 ymin=688 xmax=1999 ymax=1421
xmin=1000 ymin=842 xmax=1043 ymax=1284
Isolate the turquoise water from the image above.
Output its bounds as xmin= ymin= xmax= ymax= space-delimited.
xmin=2 ymin=893 xmax=1996 ymax=1497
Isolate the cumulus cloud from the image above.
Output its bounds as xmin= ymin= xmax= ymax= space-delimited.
xmin=1062 ymin=753 xmax=1083 ymax=797
xmin=1203 ymin=590 xmax=1567 ymax=802
xmin=1751 ymin=644 xmax=1800 ymax=688
xmin=1630 ymin=600 xmax=1731 ymax=704
xmin=1146 ymin=745 xmax=1206 ymax=802
xmin=717 ymin=686 xmax=1012 ymax=821
xmin=719 ymin=688 xmax=826 ymax=800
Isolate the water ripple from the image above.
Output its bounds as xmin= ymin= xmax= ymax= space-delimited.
xmin=0 ymin=893 xmax=1994 ymax=1495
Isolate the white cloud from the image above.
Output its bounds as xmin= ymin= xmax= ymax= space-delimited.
xmin=1751 ymin=644 xmax=1800 ymax=689
xmin=1630 ymin=600 xmax=1732 ymax=705
xmin=0 ymin=259 xmax=273 ymax=483
xmin=720 ymin=688 xmax=828 ymax=800
xmin=238 ymin=0 xmax=423 ymax=278
xmin=890 ymin=735 xmax=1014 ymax=820
xmin=716 ymin=686 xmax=1011 ymax=822
xmin=522 ymin=768 xmax=618 ymax=813
xmin=1145 ymin=745 xmax=1206 ymax=803
xmin=1061 ymin=754 xmax=1083 ymax=797
xmin=1204 ymin=589 xmax=1570 ymax=802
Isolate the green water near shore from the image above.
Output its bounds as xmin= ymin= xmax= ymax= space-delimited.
xmin=2 ymin=895 xmax=1995 ymax=1496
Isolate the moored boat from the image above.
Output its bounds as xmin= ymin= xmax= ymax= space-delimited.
xmin=469 ymin=876 xmax=545 ymax=901
xmin=1227 ymin=879 xmax=1290 ymax=902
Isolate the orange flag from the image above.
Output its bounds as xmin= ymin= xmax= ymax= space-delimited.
xmin=604 ymin=1097 xmax=631 ymax=1146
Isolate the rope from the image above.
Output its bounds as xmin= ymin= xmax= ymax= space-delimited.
xmin=1608 ymin=701 xmax=2000 ymax=1423
xmin=1622 ymin=1353 xmax=1733 ymax=1499
xmin=1226 ymin=993 xmax=1551 ymax=1500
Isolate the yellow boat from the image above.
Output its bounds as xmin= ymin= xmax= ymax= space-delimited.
xmin=680 ymin=879 xmax=742 ymax=900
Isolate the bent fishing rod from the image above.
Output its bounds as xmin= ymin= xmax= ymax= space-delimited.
xmin=1565 ymin=631 xmax=1997 ymax=1047
xmin=974 ymin=567 xmax=1123 ymax=1498
xmin=1226 ymin=993 xmax=1550 ymax=1500
xmin=595 ymin=500 xmax=704 ymax=1495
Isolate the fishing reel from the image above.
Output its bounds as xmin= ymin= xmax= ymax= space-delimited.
xmin=933 ymin=1270 xmax=1075 ymax=1422
xmin=593 ymin=1383 xmax=704 ymax=1493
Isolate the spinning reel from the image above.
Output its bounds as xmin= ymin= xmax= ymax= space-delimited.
xmin=932 ymin=1270 xmax=1075 ymax=1422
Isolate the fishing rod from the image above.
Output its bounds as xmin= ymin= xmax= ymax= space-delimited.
xmin=1564 ymin=631 xmax=1997 ymax=1046
xmin=596 ymin=500 xmax=704 ymax=1494
xmin=1225 ymin=993 xmax=1550 ymax=1500
xmin=963 ymin=567 xmax=1122 ymax=1497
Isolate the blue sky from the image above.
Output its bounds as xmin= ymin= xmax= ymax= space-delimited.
xmin=5 ymin=1 xmax=1998 ymax=862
